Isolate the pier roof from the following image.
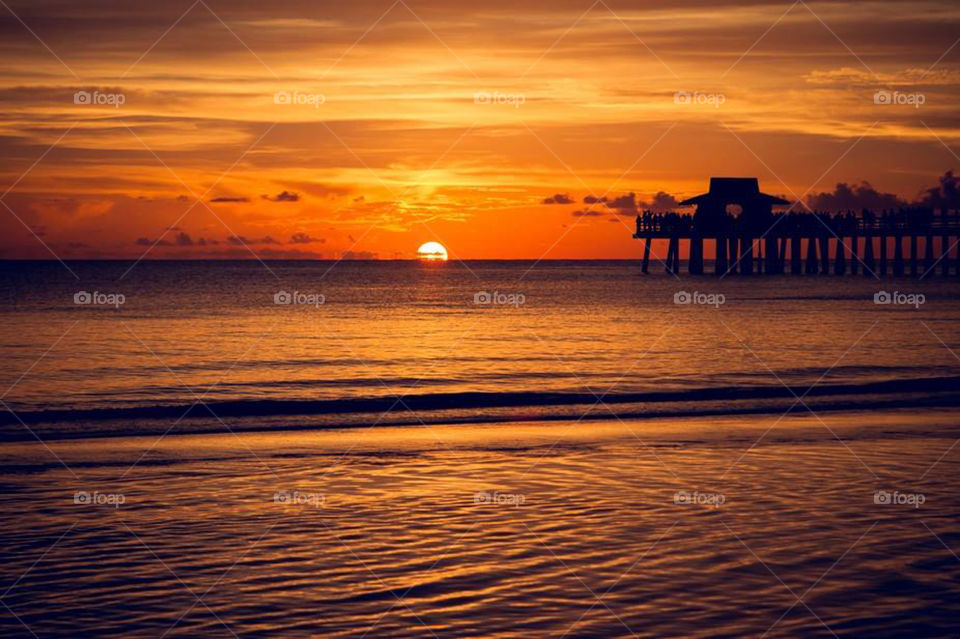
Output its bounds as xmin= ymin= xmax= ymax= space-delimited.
xmin=679 ymin=177 xmax=790 ymax=206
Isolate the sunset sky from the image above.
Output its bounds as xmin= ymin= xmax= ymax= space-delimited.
xmin=1 ymin=0 xmax=959 ymax=259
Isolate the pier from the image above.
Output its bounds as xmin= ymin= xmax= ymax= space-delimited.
xmin=633 ymin=177 xmax=960 ymax=277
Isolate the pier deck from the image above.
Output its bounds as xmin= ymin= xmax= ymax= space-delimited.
xmin=632 ymin=212 xmax=960 ymax=277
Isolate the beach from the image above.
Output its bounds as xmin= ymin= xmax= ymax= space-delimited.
xmin=1 ymin=409 xmax=959 ymax=637
xmin=1 ymin=261 xmax=959 ymax=637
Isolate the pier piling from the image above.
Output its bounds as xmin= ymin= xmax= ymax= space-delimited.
xmin=863 ymin=233 xmax=876 ymax=277
xmin=742 ymin=236 xmax=754 ymax=275
xmin=893 ymin=234 xmax=905 ymax=277
xmin=630 ymin=192 xmax=957 ymax=278
xmin=910 ymin=235 xmax=919 ymax=277
xmin=942 ymin=235 xmax=951 ymax=277
xmin=805 ymin=237 xmax=819 ymax=274
xmin=850 ymin=232 xmax=859 ymax=275
xmin=819 ymin=235 xmax=830 ymax=274
xmin=880 ymin=234 xmax=888 ymax=276
xmin=766 ymin=235 xmax=780 ymax=274
xmin=790 ymin=234 xmax=801 ymax=275
xmin=689 ymin=235 xmax=704 ymax=275
xmin=834 ymin=237 xmax=846 ymax=275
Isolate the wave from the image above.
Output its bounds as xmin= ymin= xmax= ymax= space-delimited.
xmin=3 ymin=375 xmax=958 ymax=430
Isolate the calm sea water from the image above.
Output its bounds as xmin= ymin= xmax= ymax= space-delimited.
xmin=0 ymin=260 xmax=958 ymax=438
xmin=0 ymin=261 xmax=959 ymax=637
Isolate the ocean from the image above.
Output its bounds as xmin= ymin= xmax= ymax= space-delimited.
xmin=0 ymin=260 xmax=958 ymax=637
xmin=1 ymin=260 xmax=958 ymax=438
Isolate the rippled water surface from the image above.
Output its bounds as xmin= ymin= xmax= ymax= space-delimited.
xmin=1 ymin=261 xmax=959 ymax=636
xmin=1 ymin=412 xmax=959 ymax=637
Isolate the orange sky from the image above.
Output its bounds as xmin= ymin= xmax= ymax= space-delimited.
xmin=1 ymin=0 xmax=959 ymax=259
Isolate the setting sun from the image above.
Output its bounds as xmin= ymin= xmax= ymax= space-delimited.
xmin=417 ymin=242 xmax=448 ymax=261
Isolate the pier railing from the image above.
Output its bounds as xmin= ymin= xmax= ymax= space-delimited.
xmin=632 ymin=208 xmax=960 ymax=277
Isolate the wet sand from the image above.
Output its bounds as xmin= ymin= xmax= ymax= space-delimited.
xmin=1 ymin=409 xmax=958 ymax=637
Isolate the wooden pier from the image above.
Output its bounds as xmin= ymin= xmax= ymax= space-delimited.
xmin=634 ymin=221 xmax=960 ymax=277
xmin=632 ymin=177 xmax=960 ymax=277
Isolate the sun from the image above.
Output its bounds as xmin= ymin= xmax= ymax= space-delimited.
xmin=417 ymin=241 xmax=448 ymax=261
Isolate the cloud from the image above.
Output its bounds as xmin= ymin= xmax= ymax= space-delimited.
xmin=917 ymin=170 xmax=960 ymax=209
xmin=262 ymin=190 xmax=300 ymax=202
xmin=4 ymin=2 xmax=959 ymax=261
xmin=219 ymin=246 xmax=324 ymax=259
xmin=342 ymin=250 xmax=377 ymax=259
xmin=542 ymin=193 xmax=574 ymax=204
xmin=582 ymin=193 xmax=638 ymax=212
xmin=606 ymin=193 xmax=638 ymax=212
xmin=283 ymin=182 xmax=352 ymax=198
xmin=804 ymin=66 xmax=960 ymax=88
xmin=806 ymin=182 xmax=906 ymax=211
xmin=572 ymin=209 xmax=603 ymax=217
xmin=643 ymin=191 xmax=681 ymax=211
xmin=227 ymin=235 xmax=279 ymax=245
xmin=581 ymin=191 xmax=679 ymax=215
xmin=210 ymin=196 xmax=249 ymax=203
xmin=807 ymin=170 xmax=960 ymax=211
xmin=289 ymin=232 xmax=324 ymax=244
xmin=135 ymin=231 xmax=216 ymax=247
xmin=134 ymin=236 xmax=171 ymax=246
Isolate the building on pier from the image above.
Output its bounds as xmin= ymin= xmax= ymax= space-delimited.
xmin=632 ymin=177 xmax=959 ymax=278
xmin=679 ymin=177 xmax=789 ymax=235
